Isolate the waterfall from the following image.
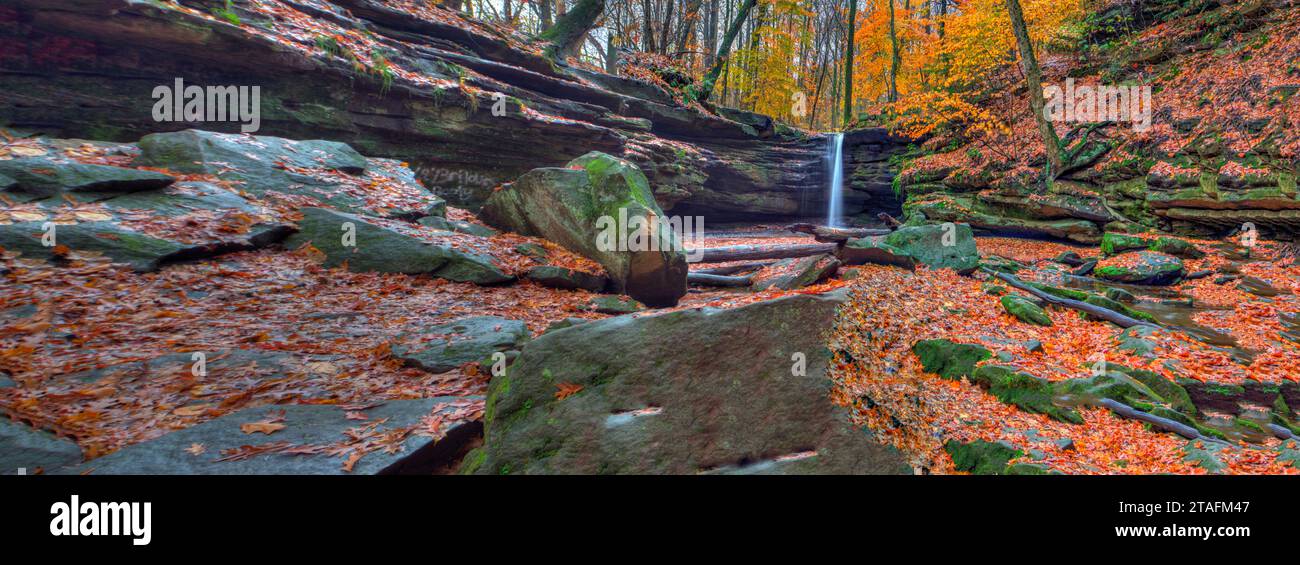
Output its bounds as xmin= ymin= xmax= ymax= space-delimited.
xmin=826 ymin=132 xmax=845 ymax=228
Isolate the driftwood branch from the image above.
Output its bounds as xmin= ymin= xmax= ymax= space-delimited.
xmin=693 ymin=243 xmax=838 ymax=263
xmin=786 ymin=223 xmax=890 ymax=242
xmin=985 ymin=269 xmax=1158 ymax=329
xmin=687 ymin=272 xmax=752 ymax=287
xmin=691 ymin=261 xmax=774 ymax=276
xmin=1098 ymin=399 xmax=1200 ymax=440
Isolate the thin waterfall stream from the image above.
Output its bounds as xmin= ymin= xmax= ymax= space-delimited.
xmin=826 ymin=132 xmax=844 ymax=227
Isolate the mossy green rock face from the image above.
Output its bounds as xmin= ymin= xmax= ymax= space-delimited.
xmin=1117 ymin=325 xmax=1160 ymax=358
xmin=285 ymin=207 xmax=511 ymax=284
xmin=944 ymin=440 xmax=1023 ymax=475
xmin=1001 ymin=295 xmax=1053 ymax=326
xmin=885 ymin=223 xmax=979 ymax=273
xmin=391 ymin=317 xmax=529 ymax=373
xmin=912 ymin=339 xmax=992 ymax=380
xmin=972 ymin=365 xmax=1082 ymax=424
xmin=468 ymin=290 xmax=910 ymax=474
xmin=1100 ymin=232 xmax=1148 ymax=255
xmin=840 ymin=223 xmax=978 ymax=273
xmin=0 ymin=157 xmax=174 ymax=198
xmin=524 ymin=265 xmax=607 ymax=292
xmin=838 ymin=237 xmax=915 ymax=269
xmin=1083 ymin=295 xmax=1156 ymax=323
xmin=1024 ymin=281 xmax=1089 ymax=301
xmin=980 ymin=256 xmax=1026 ymax=274
xmin=1094 ymin=251 xmax=1184 ymax=285
xmin=1150 ymin=237 xmax=1204 ymax=259
xmin=1104 ymin=287 xmax=1137 ymax=303
xmin=480 ymin=152 xmax=688 ymax=307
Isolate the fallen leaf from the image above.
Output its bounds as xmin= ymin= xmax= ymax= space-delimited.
xmin=555 ymin=382 xmax=583 ymax=400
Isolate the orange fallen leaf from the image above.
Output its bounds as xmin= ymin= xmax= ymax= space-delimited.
xmin=173 ymin=404 xmax=211 ymax=416
xmin=555 ymin=382 xmax=583 ymax=400
xmin=240 ymin=421 xmax=286 ymax=435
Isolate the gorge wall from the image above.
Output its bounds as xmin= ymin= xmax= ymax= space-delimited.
xmin=0 ymin=0 xmax=906 ymax=224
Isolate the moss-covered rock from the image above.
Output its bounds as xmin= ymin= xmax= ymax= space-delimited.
xmin=1083 ymin=294 xmax=1157 ymax=323
xmin=470 ymin=290 xmax=909 ymax=474
xmin=1150 ymin=236 xmax=1205 ymax=258
xmin=481 ymin=152 xmax=688 ymax=307
xmin=972 ymin=365 xmax=1082 ymax=424
xmin=944 ymin=439 xmax=1023 ymax=475
xmin=583 ymin=295 xmax=645 ymax=314
xmin=1100 ymin=232 xmax=1149 ymax=255
xmin=912 ymin=339 xmax=993 ymax=380
xmin=1001 ymin=295 xmax=1053 ymax=326
xmin=1104 ymin=287 xmax=1137 ymax=303
xmin=1094 ymin=251 xmax=1185 ymax=285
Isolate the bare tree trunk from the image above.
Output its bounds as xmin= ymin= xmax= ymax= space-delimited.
xmin=843 ymin=0 xmax=857 ymax=126
xmin=887 ymin=0 xmax=900 ymax=103
xmin=704 ymin=0 xmax=718 ymax=66
xmin=1005 ymin=0 xmax=1063 ymax=177
xmin=642 ymin=0 xmax=655 ymax=52
xmin=661 ymin=0 xmax=676 ymax=53
xmin=693 ymin=0 xmax=757 ymax=103
xmin=675 ymin=0 xmax=704 ymax=53
xmin=606 ymin=33 xmax=619 ymax=73
xmin=539 ymin=0 xmax=606 ymax=60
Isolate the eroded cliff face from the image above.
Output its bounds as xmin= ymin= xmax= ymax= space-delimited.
xmin=0 ymin=0 xmax=907 ymax=223
xmin=892 ymin=0 xmax=1300 ymax=242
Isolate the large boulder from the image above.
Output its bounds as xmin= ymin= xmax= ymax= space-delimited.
xmin=840 ymin=223 xmax=978 ymax=273
xmin=64 ymin=400 xmax=480 ymax=475
xmin=464 ymin=290 xmax=910 ymax=475
xmin=480 ymin=152 xmax=688 ymax=307
xmin=284 ymin=207 xmax=511 ymax=284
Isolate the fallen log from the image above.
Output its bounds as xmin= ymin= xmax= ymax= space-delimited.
xmin=878 ymin=213 xmax=903 ymax=229
xmin=786 ymin=223 xmax=891 ymax=242
xmin=693 ymin=242 xmax=838 ymax=263
xmin=984 ymin=269 xmax=1158 ymax=330
xmin=691 ymin=261 xmax=774 ymax=276
xmin=1097 ymin=399 xmax=1230 ymax=444
xmin=687 ymin=272 xmax=752 ymax=287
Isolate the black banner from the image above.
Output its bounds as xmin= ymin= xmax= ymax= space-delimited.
xmin=2 ymin=475 xmax=1287 ymax=553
